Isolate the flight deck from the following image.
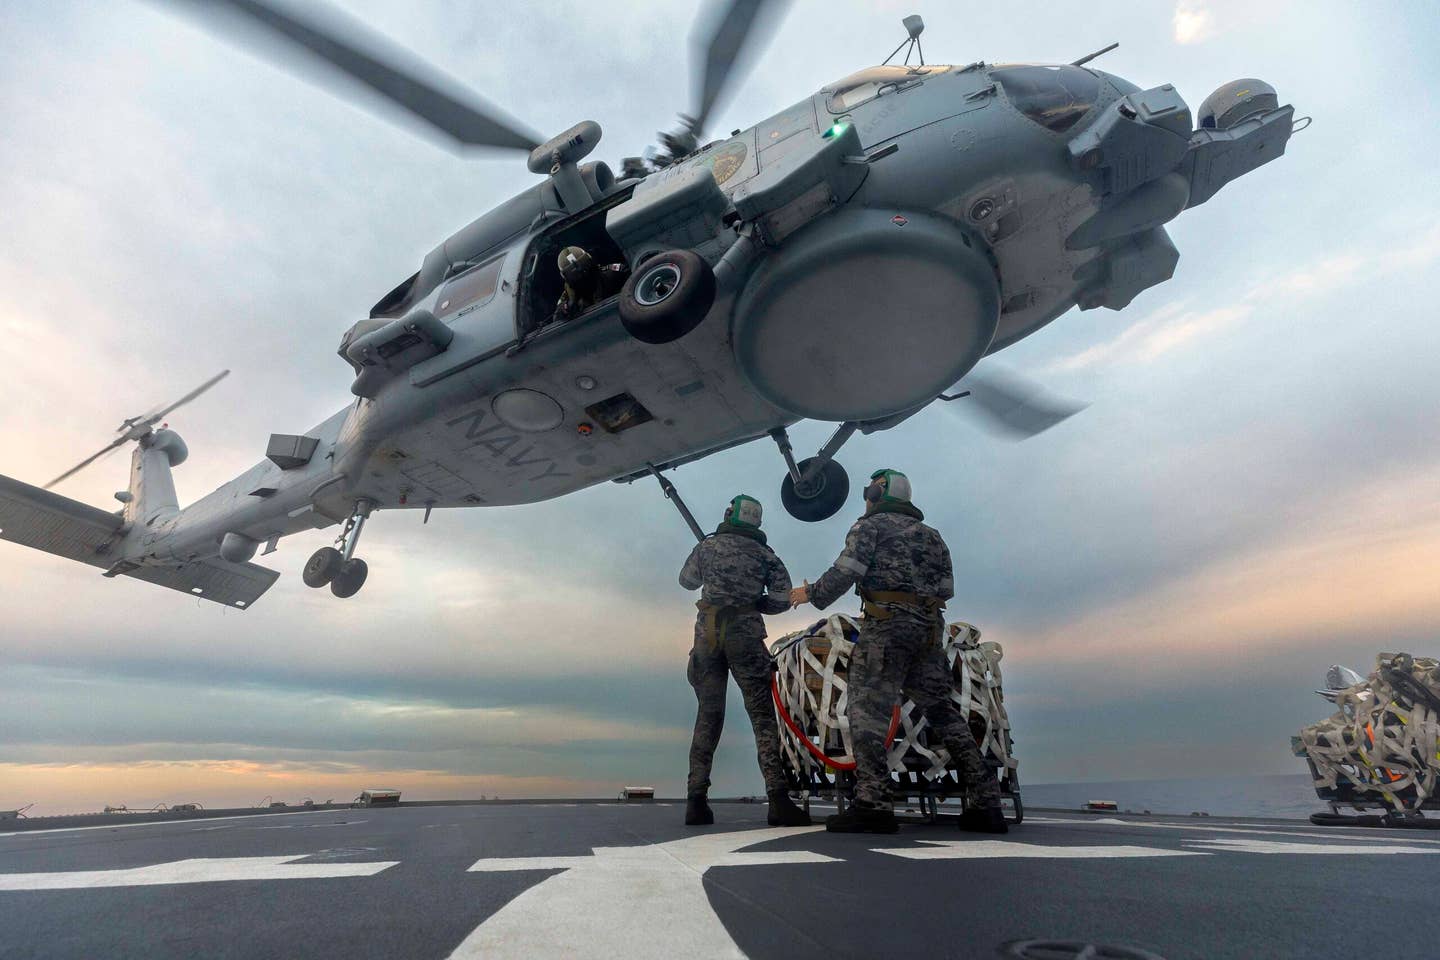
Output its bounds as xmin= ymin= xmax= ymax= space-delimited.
xmin=2 ymin=800 xmax=1437 ymax=959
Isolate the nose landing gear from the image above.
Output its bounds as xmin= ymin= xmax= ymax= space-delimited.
xmin=303 ymin=499 xmax=373 ymax=598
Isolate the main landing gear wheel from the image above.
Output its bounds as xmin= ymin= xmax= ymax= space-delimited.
xmin=306 ymin=498 xmax=375 ymax=598
xmin=302 ymin=547 xmax=344 ymax=587
xmin=618 ymin=249 xmax=715 ymax=345
xmin=329 ymin=558 xmax=368 ymax=598
xmin=781 ymin=457 xmax=850 ymax=523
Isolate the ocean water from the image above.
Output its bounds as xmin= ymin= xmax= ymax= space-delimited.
xmin=1020 ymin=773 xmax=1322 ymax=820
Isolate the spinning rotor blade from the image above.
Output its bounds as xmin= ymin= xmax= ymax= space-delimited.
xmin=161 ymin=0 xmax=540 ymax=152
xmin=44 ymin=370 xmax=232 ymax=490
xmin=149 ymin=368 xmax=231 ymax=424
xmin=945 ymin=367 xmax=1088 ymax=439
xmin=44 ymin=437 xmax=131 ymax=491
xmin=691 ymin=0 xmax=788 ymax=137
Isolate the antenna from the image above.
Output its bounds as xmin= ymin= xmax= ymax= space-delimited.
xmin=1071 ymin=42 xmax=1119 ymax=67
xmin=882 ymin=14 xmax=925 ymax=67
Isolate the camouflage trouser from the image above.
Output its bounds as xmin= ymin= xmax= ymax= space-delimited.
xmin=686 ymin=614 xmax=788 ymax=796
xmin=848 ymin=613 xmax=1002 ymax=810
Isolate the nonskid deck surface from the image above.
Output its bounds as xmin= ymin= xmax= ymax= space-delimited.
xmin=3 ymin=802 xmax=1438 ymax=960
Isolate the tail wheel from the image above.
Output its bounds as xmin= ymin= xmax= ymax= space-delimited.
xmin=303 ymin=547 xmax=344 ymax=588
xmin=618 ymin=249 xmax=716 ymax=345
xmin=330 ymin=558 xmax=368 ymax=598
xmin=781 ymin=458 xmax=850 ymax=523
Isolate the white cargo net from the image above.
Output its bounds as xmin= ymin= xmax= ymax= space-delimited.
xmin=1296 ymin=652 xmax=1440 ymax=812
xmin=769 ymin=614 xmax=1016 ymax=784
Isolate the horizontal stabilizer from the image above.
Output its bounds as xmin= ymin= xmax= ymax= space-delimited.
xmin=0 ymin=474 xmax=124 ymax=568
xmin=112 ymin=557 xmax=281 ymax=610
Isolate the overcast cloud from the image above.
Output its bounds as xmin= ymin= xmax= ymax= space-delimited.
xmin=2 ymin=0 xmax=1438 ymax=814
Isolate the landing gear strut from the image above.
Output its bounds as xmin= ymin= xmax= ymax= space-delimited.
xmin=303 ymin=499 xmax=373 ymax=598
xmin=649 ymin=464 xmax=705 ymax=543
xmin=772 ymin=424 xmax=856 ymax=522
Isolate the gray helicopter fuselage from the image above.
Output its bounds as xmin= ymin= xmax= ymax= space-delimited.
xmin=127 ymin=61 xmax=1294 ymax=570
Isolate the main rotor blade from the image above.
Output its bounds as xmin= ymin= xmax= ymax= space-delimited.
xmin=150 ymin=369 xmax=231 ymax=424
xmin=692 ymin=0 xmax=788 ymax=136
xmin=44 ymin=436 xmax=131 ymax=490
xmin=947 ymin=367 xmax=1088 ymax=439
xmin=161 ymin=0 xmax=541 ymax=152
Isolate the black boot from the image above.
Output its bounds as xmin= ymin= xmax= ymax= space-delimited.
xmin=767 ymin=790 xmax=812 ymax=827
xmin=959 ymin=805 xmax=1009 ymax=834
xmin=684 ymin=794 xmax=714 ymax=826
xmin=825 ymin=801 xmax=898 ymax=834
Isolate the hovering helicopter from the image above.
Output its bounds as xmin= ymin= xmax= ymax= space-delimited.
xmin=0 ymin=0 xmax=1303 ymax=607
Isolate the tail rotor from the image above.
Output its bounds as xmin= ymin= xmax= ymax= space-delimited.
xmin=44 ymin=370 xmax=230 ymax=490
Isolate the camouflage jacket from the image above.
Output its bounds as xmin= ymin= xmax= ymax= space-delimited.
xmin=809 ymin=508 xmax=954 ymax=616
xmin=679 ymin=529 xmax=792 ymax=615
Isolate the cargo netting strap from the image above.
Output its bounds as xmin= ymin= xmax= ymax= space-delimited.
xmin=769 ymin=614 xmax=1015 ymax=783
xmin=1296 ymin=652 xmax=1440 ymax=812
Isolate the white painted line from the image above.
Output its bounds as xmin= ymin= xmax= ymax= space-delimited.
xmin=871 ymin=840 xmax=1205 ymax=861
xmin=0 ymin=855 xmax=398 ymax=890
xmin=1027 ymin=816 xmax=1440 ymax=845
xmin=452 ymin=827 xmax=838 ymax=959
xmin=0 ymin=809 xmax=338 ymax=839
xmin=1185 ymin=838 xmax=1440 ymax=856
xmin=466 ymin=855 xmax=594 ymax=872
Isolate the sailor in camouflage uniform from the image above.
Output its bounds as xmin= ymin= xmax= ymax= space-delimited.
xmin=678 ymin=495 xmax=811 ymax=828
xmin=791 ymin=469 xmax=1007 ymax=834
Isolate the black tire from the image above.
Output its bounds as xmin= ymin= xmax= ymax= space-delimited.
xmin=329 ymin=558 xmax=368 ymax=598
xmin=781 ymin=457 xmax=850 ymax=522
xmin=618 ymin=249 xmax=716 ymax=345
xmin=1010 ymin=794 xmax=1024 ymax=825
xmin=303 ymin=547 xmax=344 ymax=588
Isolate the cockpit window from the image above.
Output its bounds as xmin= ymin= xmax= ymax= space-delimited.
xmin=823 ymin=65 xmax=941 ymax=114
xmin=435 ymin=255 xmax=504 ymax=318
xmin=992 ymin=65 xmax=1100 ymax=133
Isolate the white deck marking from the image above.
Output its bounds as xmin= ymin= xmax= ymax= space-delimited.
xmin=1185 ymin=838 xmax=1440 ymax=856
xmin=0 ymin=855 xmax=398 ymax=890
xmin=1028 ymin=816 xmax=1440 ymax=845
xmin=0 ymin=809 xmax=337 ymax=839
xmin=871 ymin=840 xmax=1204 ymax=861
xmin=452 ymin=827 xmax=839 ymax=959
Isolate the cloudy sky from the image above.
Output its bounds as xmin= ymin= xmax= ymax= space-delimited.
xmin=2 ymin=0 xmax=1437 ymax=815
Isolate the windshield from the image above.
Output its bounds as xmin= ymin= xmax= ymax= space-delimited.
xmin=992 ymin=64 xmax=1100 ymax=133
xmin=822 ymin=65 xmax=941 ymax=113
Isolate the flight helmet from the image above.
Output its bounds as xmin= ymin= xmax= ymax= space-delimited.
xmin=723 ymin=494 xmax=763 ymax=529
xmin=864 ymin=468 xmax=912 ymax=505
xmin=557 ymin=246 xmax=597 ymax=287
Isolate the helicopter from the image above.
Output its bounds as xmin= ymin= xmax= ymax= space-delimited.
xmin=0 ymin=0 xmax=1302 ymax=607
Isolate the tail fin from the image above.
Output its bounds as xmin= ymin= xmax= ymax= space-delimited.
xmin=123 ymin=428 xmax=187 ymax=527
xmin=3 ymin=433 xmax=280 ymax=610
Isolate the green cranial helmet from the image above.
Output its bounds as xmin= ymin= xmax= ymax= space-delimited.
xmin=557 ymin=246 xmax=596 ymax=286
xmin=723 ymin=494 xmax=763 ymax=529
xmin=865 ymin=468 xmax=912 ymax=504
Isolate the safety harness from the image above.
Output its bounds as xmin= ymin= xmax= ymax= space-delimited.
xmin=695 ymin=600 xmax=759 ymax=652
xmin=858 ymin=588 xmax=947 ymax=646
